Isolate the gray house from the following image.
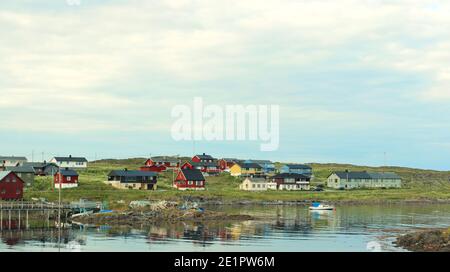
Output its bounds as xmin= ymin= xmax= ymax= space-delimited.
xmin=327 ymin=171 xmax=402 ymax=189
xmin=5 ymin=165 xmax=35 ymax=186
xmin=22 ymin=162 xmax=59 ymax=176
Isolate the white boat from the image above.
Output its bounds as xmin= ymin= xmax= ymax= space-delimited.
xmin=309 ymin=202 xmax=335 ymax=211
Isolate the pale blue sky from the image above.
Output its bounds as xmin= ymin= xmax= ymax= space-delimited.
xmin=1 ymin=0 xmax=450 ymax=170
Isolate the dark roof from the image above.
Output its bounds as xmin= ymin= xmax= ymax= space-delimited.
xmin=108 ymin=170 xmax=157 ymax=178
xmin=0 ymin=156 xmax=27 ymax=161
xmin=23 ymin=162 xmax=58 ymax=168
xmin=273 ymin=173 xmax=310 ymax=179
xmin=148 ymin=156 xmax=179 ymax=163
xmin=237 ymin=162 xmax=262 ymax=169
xmin=190 ymin=161 xmax=218 ymax=167
xmin=53 ymin=156 xmax=88 ymax=163
xmin=181 ymin=169 xmax=205 ymax=181
xmin=58 ymin=169 xmax=78 ymax=176
xmin=221 ymin=158 xmax=239 ymax=162
xmin=195 ymin=153 xmax=215 ymax=160
xmin=5 ymin=166 xmax=35 ymax=173
xmin=247 ymin=159 xmax=273 ymax=164
xmin=284 ymin=164 xmax=311 ymax=169
xmin=332 ymin=171 xmax=401 ymax=180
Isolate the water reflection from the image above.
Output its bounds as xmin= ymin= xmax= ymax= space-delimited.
xmin=0 ymin=204 xmax=449 ymax=251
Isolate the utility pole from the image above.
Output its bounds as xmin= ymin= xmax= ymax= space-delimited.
xmin=31 ymin=150 xmax=34 ymax=162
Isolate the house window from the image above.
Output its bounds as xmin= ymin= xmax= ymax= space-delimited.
xmin=1 ymin=189 xmax=5 ymax=194
xmin=196 ymin=181 xmax=203 ymax=186
xmin=12 ymin=178 xmax=16 ymax=183
xmin=188 ymin=181 xmax=193 ymax=185
xmin=16 ymin=188 xmax=20 ymax=194
xmin=67 ymin=176 xmax=71 ymax=182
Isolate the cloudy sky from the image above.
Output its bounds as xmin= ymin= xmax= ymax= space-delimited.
xmin=1 ymin=0 xmax=450 ymax=169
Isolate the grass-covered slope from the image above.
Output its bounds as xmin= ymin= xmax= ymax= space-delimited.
xmin=24 ymin=159 xmax=450 ymax=208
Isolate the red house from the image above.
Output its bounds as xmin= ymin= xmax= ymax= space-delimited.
xmin=54 ymin=168 xmax=79 ymax=189
xmin=144 ymin=156 xmax=180 ymax=169
xmin=192 ymin=153 xmax=216 ymax=163
xmin=181 ymin=161 xmax=219 ymax=176
xmin=140 ymin=164 xmax=167 ymax=173
xmin=218 ymin=158 xmax=239 ymax=171
xmin=173 ymin=165 xmax=206 ymax=191
xmin=0 ymin=171 xmax=24 ymax=200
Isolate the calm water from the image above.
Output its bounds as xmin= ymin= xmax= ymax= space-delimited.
xmin=1 ymin=204 xmax=449 ymax=252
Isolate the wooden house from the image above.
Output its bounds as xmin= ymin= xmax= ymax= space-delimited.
xmin=50 ymin=155 xmax=88 ymax=169
xmin=173 ymin=165 xmax=205 ymax=190
xmin=0 ymin=171 xmax=24 ymax=200
xmin=272 ymin=173 xmax=311 ymax=190
xmin=230 ymin=162 xmax=263 ymax=177
xmin=280 ymin=164 xmax=312 ymax=177
xmin=5 ymin=165 xmax=35 ymax=186
xmin=0 ymin=156 xmax=27 ymax=167
xmin=107 ymin=170 xmax=158 ymax=190
xmin=54 ymin=168 xmax=79 ymax=189
xmin=144 ymin=156 xmax=180 ymax=169
xmin=327 ymin=171 xmax=402 ymax=189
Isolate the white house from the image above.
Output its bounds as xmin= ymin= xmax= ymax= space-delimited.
xmin=0 ymin=156 xmax=28 ymax=167
xmin=239 ymin=177 xmax=271 ymax=191
xmin=50 ymin=155 xmax=88 ymax=169
xmin=327 ymin=171 xmax=402 ymax=189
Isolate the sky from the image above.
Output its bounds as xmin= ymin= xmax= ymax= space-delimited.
xmin=1 ymin=0 xmax=450 ymax=170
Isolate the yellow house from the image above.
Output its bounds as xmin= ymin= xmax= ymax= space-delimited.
xmin=230 ymin=162 xmax=263 ymax=177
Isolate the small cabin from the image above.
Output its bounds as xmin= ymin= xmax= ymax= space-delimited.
xmin=107 ymin=170 xmax=158 ymax=190
xmin=173 ymin=167 xmax=206 ymax=190
xmin=54 ymin=168 xmax=79 ymax=189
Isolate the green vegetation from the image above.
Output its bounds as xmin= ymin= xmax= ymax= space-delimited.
xmin=24 ymin=159 xmax=450 ymax=208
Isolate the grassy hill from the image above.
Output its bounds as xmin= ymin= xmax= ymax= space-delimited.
xmin=24 ymin=158 xmax=450 ymax=209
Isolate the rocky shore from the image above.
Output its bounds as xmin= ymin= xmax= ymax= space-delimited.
xmin=396 ymin=228 xmax=450 ymax=252
xmin=72 ymin=207 xmax=253 ymax=227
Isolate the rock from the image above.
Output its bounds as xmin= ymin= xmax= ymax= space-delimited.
xmin=396 ymin=228 xmax=450 ymax=252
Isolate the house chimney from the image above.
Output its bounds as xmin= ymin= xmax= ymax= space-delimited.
xmin=69 ymin=155 xmax=72 ymax=158
xmin=203 ymin=153 xmax=206 ymax=155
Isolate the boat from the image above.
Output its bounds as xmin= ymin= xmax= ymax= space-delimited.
xmin=309 ymin=202 xmax=335 ymax=211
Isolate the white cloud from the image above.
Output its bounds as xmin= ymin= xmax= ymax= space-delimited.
xmin=1 ymin=0 xmax=450 ymax=134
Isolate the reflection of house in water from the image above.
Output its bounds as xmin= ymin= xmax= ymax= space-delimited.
xmin=0 ymin=228 xmax=76 ymax=247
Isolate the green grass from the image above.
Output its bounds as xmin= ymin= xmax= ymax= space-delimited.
xmin=23 ymin=159 xmax=450 ymax=208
